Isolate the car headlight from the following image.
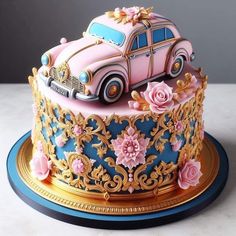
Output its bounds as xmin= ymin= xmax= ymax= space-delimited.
xmin=41 ymin=53 xmax=51 ymax=66
xmin=79 ymin=71 xmax=91 ymax=84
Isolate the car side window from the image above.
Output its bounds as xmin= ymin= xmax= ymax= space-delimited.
xmin=152 ymin=28 xmax=165 ymax=43
xmin=131 ymin=32 xmax=148 ymax=51
xmin=152 ymin=28 xmax=175 ymax=44
xmin=166 ymin=28 xmax=174 ymax=39
xmin=139 ymin=32 xmax=148 ymax=48
xmin=131 ymin=37 xmax=138 ymax=51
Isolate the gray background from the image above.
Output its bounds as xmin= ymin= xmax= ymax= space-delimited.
xmin=0 ymin=0 xmax=235 ymax=83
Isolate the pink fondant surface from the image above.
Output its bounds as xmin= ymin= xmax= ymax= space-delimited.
xmin=37 ymin=64 xmax=201 ymax=118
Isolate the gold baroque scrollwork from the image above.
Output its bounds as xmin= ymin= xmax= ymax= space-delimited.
xmin=28 ymin=66 xmax=207 ymax=200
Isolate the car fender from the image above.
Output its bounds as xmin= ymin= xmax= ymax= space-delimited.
xmin=88 ymin=62 xmax=129 ymax=95
xmin=166 ymin=39 xmax=193 ymax=74
xmin=45 ymin=40 xmax=76 ymax=66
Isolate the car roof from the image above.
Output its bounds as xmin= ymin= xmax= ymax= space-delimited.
xmin=89 ymin=14 xmax=174 ymax=37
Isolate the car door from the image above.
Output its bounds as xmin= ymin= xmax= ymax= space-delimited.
xmin=151 ymin=27 xmax=175 ymax=76
xmin=128 ymin=32 xmax=151 ymax=87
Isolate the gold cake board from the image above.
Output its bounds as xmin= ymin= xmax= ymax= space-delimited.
xmin=15 ymin=134 xmax=219 ymax=216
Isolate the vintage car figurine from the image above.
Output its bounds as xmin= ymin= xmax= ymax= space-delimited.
xmin=39 ymin=7 xmax=195 ymax=104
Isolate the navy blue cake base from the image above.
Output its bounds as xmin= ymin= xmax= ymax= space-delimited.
xmin=7 ymin=131 xmax=228 ymax=229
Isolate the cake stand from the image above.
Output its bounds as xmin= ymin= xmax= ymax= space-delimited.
xmin=7 ymin=131 xmax=228 ymax=229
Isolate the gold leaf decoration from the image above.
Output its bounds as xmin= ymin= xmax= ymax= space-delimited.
xmin=28 ymin=66 xmax=207 ymax=199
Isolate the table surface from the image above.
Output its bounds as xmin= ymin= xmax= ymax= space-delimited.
xmin=0 ymin=84 xmax=235 ymax=236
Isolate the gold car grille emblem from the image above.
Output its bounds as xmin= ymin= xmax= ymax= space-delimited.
xmin=55 ymin=62 xmax=69 ymax=83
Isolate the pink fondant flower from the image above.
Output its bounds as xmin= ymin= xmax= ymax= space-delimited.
xmin=111 ymin=127 xmax=149 ymax=169
xmin=143 ymin=81 xmax=174 ymax=114
xmin=175 ymin=121 xmax=184 ymax=133
xmin=55 ymin=134 xmax=66 ymax=147
xmin=30 ymin=141 xmax=52 ymax=180
xmin=171 ymin=139 xmax=182 ymax=152
xmin=73 ymin=125 xmax=83 ymax=136
xmin=123 ymin=6 xmax=140 ymax=20
xmin=178 ymin=159 xmax=202 ymax=190
xmin=72 ymin=159 xmax=85 ymax=175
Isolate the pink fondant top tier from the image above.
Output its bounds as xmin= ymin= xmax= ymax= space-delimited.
xmin=37 ymin=64 xmax=200 ymax=118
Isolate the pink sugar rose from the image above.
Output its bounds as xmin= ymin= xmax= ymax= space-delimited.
xmin=72 ymin=159 xmax=84 ymax=175
xmin=178 ymin=159 xmax=202 ymax=190
xmin=143 ymin=81 xmax=174 ymax=114
xmin=111 ymin=127 xmax=149 ymax=169
xmin=73 ymin=125 xmax=83 ymax=136
xmin=171 ymin=139 xmax=182 ymax=152
xmin=55 ymin=134 xmax=66 ymax=147
xmin=30 ymin=142 xmax=52 ymax=181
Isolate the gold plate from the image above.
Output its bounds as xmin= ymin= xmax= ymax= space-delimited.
xmin=16 ymin=136 xmax=219 ymax=216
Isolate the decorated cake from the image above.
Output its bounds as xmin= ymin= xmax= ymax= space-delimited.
xmin=27 ymin=7 xmax=208 ymax=214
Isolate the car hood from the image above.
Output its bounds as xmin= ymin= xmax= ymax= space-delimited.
xmin=54 ymin=37 xmax=122 ymax=75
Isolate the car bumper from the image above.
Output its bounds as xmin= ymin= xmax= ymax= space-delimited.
xmin=39 ymin=73 xmax=99 ymax=102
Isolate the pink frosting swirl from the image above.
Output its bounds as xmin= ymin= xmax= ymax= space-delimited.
xmin=178 ymin=159 xmax=202 ymax=190
xmin=143 ymin=82 xmax=174 ymax=114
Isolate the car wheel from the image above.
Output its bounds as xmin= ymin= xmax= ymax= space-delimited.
xmin=169 ymin=56 xmax=184 ymax=78
xmin=99 ymin=75 xmax=124 ymax=104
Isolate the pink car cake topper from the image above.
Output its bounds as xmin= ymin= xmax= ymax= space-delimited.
xmin=39 ymin=6 xmax=195 ymax=104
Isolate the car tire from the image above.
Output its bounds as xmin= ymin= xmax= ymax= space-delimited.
xmin=99 ymin=75 xmax=125 ymax=104
xmin=169 ymin=56 xmax=184 ymax=78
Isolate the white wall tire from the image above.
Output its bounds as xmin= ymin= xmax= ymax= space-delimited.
xmin=169 ymin=56 xmax=184 ymax=78
xmin=99 ymin=75 xmax=124 ymax=104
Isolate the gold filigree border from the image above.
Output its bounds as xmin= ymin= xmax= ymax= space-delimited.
xmin=28 ymin=67 xmax=207 ymax=198
xmin=16 ymin=135 xmax=219 ymax=215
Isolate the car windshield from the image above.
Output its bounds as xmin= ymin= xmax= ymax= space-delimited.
xmin=88 ymin=22 xmax=125 ymax=47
